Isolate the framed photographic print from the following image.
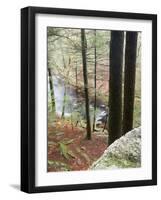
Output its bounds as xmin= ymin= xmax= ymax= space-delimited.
xmin=21 ymin=6 xmax=157 ymax=193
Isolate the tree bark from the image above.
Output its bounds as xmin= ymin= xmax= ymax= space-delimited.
xmin=60 ymin=50 xmax=68 ymax=119
xmin=75 ymin=62 xmax=78 ymax=87
xmin=108 ymin=31 xmax=124 ymax=145
xmin=48 ymin=68 xmax=55 ymax=112
xmin=93 ymin=30 xmax=97 ymax=131
xmin=81 ymin=29 xmax=92 ymax=140
xmin=61 ymin=86 xmax=66 ymax=119
xmin=122 ymin=31 xmax=138 ymax=134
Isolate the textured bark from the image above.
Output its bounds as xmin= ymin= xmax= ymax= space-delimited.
xmin=108 ymin=31 xmax=124 ymax=145
xmin=48 ymin=68 xmax=55 ymax=112
xmin=93 ymin=30 xmax=97 ymax=131
xmin=61 ymin=86 xmax=66 ymax=119
xmin=122 ymin=32 xmax=138 ymax=134
xmin=81 ymin=29 xmax=91 ymax=140
xmin=75 ymin=62 xmax=78 ymax=88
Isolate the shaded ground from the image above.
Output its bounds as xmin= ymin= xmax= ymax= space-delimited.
xmin=48 ymin=119 xmax=108 ymax=172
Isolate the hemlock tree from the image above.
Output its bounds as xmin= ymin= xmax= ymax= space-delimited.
xmin=108 ymin=31 xmax=124 ymax=145
xmin=93 ymin=30 xmax=97 ymax=131
xmin=48 ymin=67 xmax=55 ymax=112
xmin=122 ymin=31 xmax=138 ymax=134
xmin=81 ymin=29 xmax=92 ymax=140
xmin=75 ymin=61 xmax=78 ymax=88
xmin=61 ymin=51 xmax=67 ymax=119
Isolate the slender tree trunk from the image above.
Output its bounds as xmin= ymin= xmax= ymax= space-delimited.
xmin=75 ymin=61 xmax=78 ymax=95
xmin=108 ymin=31 xmax=124 ymax=145
xmin=122 ymin=32 xmax=138 ymax=134
xmin=102 ymin=114 xmax=108 ymax=133
xmin=60 ymin=47 xmax=70 ymax=119
xmin=70 ymin=105 xmax=74 ymax=130
xmin=81 ymin=29 xmax=91 ymax=140
xmin=60 ymin=50 xmax=67 ymax=119
xmin=48 ymin=68 xmax=55 ymax=112
xmin=93 ymin=30 xmax=97 ymax=131
xmin=61 ymin=86 xmax=66 ymax=118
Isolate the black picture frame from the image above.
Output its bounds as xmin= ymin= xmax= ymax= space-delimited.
xmin=21 ymin=6 xmax=157 ymax=193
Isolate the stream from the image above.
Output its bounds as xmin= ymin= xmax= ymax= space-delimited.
xmin=48 ymin=75 xmax=108 ymax=125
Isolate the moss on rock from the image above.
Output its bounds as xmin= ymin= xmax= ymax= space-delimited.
xmin=90 ymin=127 xmax=141 ymax=170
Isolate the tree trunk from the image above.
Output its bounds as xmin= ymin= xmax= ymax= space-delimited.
xmin=75 ymin=61 xmax=78 ymax=95
xmin=102 ymin=114 xmax=108 ymax=133
xmin=60 ymin=50 xmax=68 ymax=119
xmin=61 ymin=86 xmax=66 ymax=119
xmin=48 ymin=68 xmax=55 ymax=112
xmin=81 ymin=29 xmax=92 ymax=140
xmin=108 ymin=31 xmax=124 ymax=145
xmin=93 ymin=30 xmax=97 ymax=131
xmin=122 ymin=31 xmax=138 ymax=134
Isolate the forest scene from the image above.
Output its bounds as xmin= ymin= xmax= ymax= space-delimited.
xmin=47 ymin=27 xmax=141 ymax=172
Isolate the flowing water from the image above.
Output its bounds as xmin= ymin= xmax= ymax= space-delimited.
xmin=48 ymin=75 xmax=108 ymax=125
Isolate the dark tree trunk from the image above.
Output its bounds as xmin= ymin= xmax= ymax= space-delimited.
xmin=108 ymin=31 xmax=124 ymax=145
xmin=75 ymin=62 xmax=78 ymax=87
xmin=48 ymin=68 xmax=55 ymax=112
xmin=102 ymin=113 xmax=108 ymax=133
xmin=122 ymin=31 xmax=138 ymax=134
xmin=81 ymin=29 xmax=91 ymax=140
xmin=75 ymin=61 xmax=78 ymax=95
xmin=61 ymin=52 xmax=67 ymax=119
xmin=93 ymin=30 xmax=97 ymax=131
xmin=61 ymin=86 xmax=66 ymax=119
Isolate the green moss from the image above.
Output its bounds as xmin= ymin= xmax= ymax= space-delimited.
xmin=48 ymin=160 xmax=71 ymax=171
xmin=104 ymin=156 xmax=139 ymax=168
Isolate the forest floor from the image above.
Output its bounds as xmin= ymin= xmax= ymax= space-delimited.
xmin=48 ymin=119 xmax=108 ymax=172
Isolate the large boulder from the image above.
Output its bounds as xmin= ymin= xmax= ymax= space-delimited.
xmin=90 ymin=127 xmax=141 ymax=170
